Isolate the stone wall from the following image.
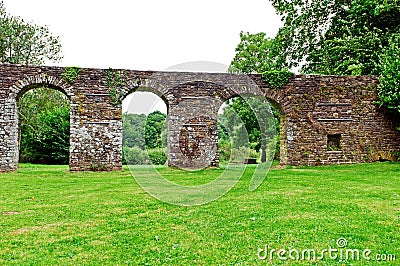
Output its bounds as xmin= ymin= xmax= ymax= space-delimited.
xmin=255 ymin=75 xmax=400 ymax=165
xmin=0 ymin=64 xmax=398 ymax=172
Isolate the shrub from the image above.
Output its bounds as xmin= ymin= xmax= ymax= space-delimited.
xmin=122 ymin=146 xmax=150 ymax=165
xmin=20 ymin=106 xmax=70 ymax=164
xmin=147 ymin=148 xmax=167 ymax=165
xmin=122 ymin=147 xmax=167 ymax=165
xmin=218 ymin=139 xmax=231 ymax=162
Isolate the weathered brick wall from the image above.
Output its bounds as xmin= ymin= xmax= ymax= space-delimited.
xmin=0 ymin=64 xmax=398 ymax=172
xmin=253 ymin=74 xmax=400 ymax=165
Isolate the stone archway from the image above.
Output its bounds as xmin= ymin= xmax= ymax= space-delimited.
xmin=0 ymin=64 xmax=398 ymax=172
xmin=0 ymin=74 xmax=74 ymax=172
xmin=216 ymin=93 xmax=288 ymax=166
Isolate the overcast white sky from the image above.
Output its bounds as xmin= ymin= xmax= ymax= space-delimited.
xmin=3 ymin=0 xmax=282 ymax=113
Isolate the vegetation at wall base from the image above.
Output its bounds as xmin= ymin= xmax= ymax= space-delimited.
xmin=218 ymin=96 xmax=280 ymax=162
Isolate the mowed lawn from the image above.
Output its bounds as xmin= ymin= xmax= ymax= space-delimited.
xmin=0 ymin=162 xmax=399 ymax=265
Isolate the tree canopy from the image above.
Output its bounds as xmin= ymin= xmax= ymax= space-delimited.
xmin=230 ymin=0 xmax=400 ymax=114
xmin=229 ymin=32 xmax=285 ymax=74
xmin=219 ymin=96 xmax=279 ymax=162
xmin=0 ymin=1 xmax=68 ymax=164
xmin=270 ymin=0 xmax=400 ymax=72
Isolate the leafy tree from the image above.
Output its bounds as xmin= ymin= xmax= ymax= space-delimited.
xmin=122 ymin=111 xmax=167 ymax=165
xmin=123 ymin=146 xmax=149 ymax=165
xmin=228 ymin=33 xmax=283 ymax=162
xmin=231 ymin=0 xmax=400 ymax=114
xmin=18 ymin=88 xmax=70 ymax=164
xmin=304 ymin=30 xmax=384 ymax=75
xmin=0 ymin=0 xmax=68 ymax=164
xmin=302 ymin=0 xmax=400 ymax=75
xmin=123 ymin=111 xmax=167 ymax=150
xmin=269 ymin=0 xmax=400 ymax=71
xmin=0 ymin=1 xmax=62 ymax=65
xmin=378 ymin=34 xmax=400 ymax=114
xmin=273 ymin=0 xmax=400 ymax=113
xmin=147 ymin=148 xmax=167 ymax=165
xmin=229 ymin=32 xmax=285 ymax=74
xmin=122 ymin=113 xmax=146 ymax=149
xmin=220 ymin=97 xmax=277 ymax=162
xmin=145 ymin=111 xmax=167 ymax=149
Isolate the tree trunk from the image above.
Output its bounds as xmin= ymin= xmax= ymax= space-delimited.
xmin=261 ymin=149 xmax=266 ymax=163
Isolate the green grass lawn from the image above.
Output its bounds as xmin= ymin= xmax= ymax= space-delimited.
xmin=0 ymin=162 xmax=399 ymax=265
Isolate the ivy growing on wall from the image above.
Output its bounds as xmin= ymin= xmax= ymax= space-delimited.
xmin=261 ymin=70 xmax=293 ymax=89
xmin=106 ymin=68 xmax=126 ymax=105
xmin=62 ymin=67 xmax=81 ymax=83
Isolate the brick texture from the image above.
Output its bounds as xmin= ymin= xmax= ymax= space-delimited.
xmin=0 ymin=64 xmax=398 ymax=171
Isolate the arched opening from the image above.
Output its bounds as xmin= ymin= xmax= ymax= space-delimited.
xmin=217 ymin=95 xmax=285 ymax=165
xmin=121 ymin=90 xmax=168 ymax=166
xmin=17 ymin=85 xmax=70 ymax=165
xmin=267 ymin=98 xmax=287 ymax=165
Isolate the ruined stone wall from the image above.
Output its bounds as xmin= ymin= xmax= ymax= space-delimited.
xmin=0 ymin=64 xmax=398 ymax=172
xmin=252 ymin=74 xmax=400 ymax=166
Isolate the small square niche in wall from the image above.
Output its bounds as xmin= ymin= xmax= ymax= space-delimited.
xmin=327 ymin=134 xmax=341 ymax=151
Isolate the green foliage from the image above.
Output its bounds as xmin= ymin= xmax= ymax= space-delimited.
xmin=218 ymin=139 xmax=231 ymax=162
xmin=122 ymin=146 xmax=149 ymax=165
xmin=122 ymin=111 xmax=167 ymax=150
xmin=377 ymin=34 xmax=400 ymax=114
xmin=0 ymin=1 xmax=62 ymax=65
xmin=147 ymin=148 xmax=167 ymax=165
xmin=145 ymin=111 xmax=167 ymax=149
xmin=229 ymin=32 xmax=293 ymax=88
xmin=269 ymin=0 xmax=400 ymax=71
xmin=1 ymin=162 xmax=398 ymax=264
xmin=302 ymin=0 xmax=399 ymax=75
xmin=0 ymin=1 xmax=67 ymax=163
xmin=106 ymin=68 xmax=125 ymax=105
xmin=228 ymin=32 xmax=285 ymax=161
xmin=218 ymin=139 xmax=261 ymax=163
xmin=229 ymin=32 xmax=286 ymax=74
xmin=122 ymin=111 xmax=167 ymax=165
xmin=122 ymin=113 xmax=146 ymax=149
xmin=18 ymin=88 xmax=70 ymax=164
xmin=217 ymin=121 xmax=229 ymax=142
xmin=62 ymin=67 xmax=81 ymax=83
xmin=261 ymin=70 xmax=293 ymax=89
xmin=122 ymin=147 xmax=167 ymax=166
xmin=305 ymin=30 xmax=384 ymax=75
xmin=219 ymin=96 xmax=280 ymax=162
xmin=232 ymin=0 xmax=400 ymax=116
